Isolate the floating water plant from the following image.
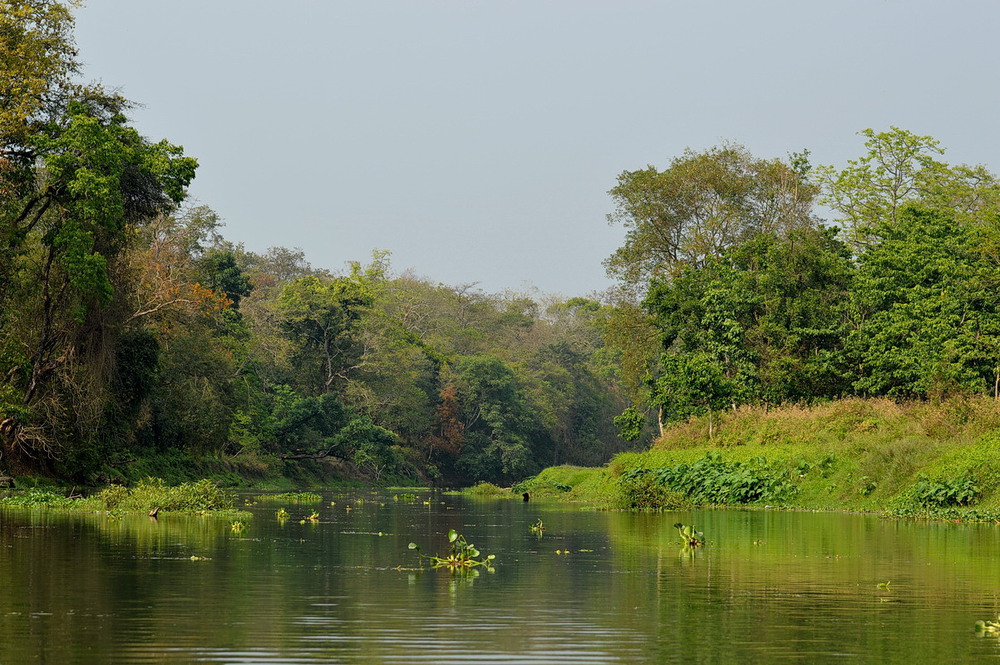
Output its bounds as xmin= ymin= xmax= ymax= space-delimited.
xmin=276 ymin=507 xmax=290 ymax=521
xmin=976 ymin=617 xmax=1000 ymax=634
xmin=408 ymin=529 xmax=495 ymax=573
xmin=255 ymin=492 xmax=321 ymax=504
xmin=674 ymin=522 xmax=704 ymax=548
xmin=529 ymin=519 xmax=546 ymax=536
xmin=230 ymin=520 xmax=246 ymax=533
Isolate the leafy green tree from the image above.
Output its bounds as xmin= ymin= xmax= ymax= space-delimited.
xmin=817 ymin=127 xmax=1000 ymax=244
xmin=278 ymin=274 xmax=372 ymax=395
xmin=198 ymin=249 xmax=252 ymax=310
xmin=453 ymin=355 xmax=544 ymax=483
xmin=643 ymin=225 xmax=853 ymax=429
xmin=606 ymin=143 xmax=818 ymax=290
xmin=0 ymin=0 xmax=80 ymax=149
xmin=0 ymin=95 xmax=196 ymax=466
xmin=847 ymin=205 xmax=1000 ymax=398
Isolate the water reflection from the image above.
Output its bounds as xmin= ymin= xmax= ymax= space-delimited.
xmin=2 ymin=496 xmax=1000 ymax=663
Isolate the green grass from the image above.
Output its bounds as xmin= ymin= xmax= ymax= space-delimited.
xmin=530 ymin=396 xmax=1000 ymax=521
xmin=464 ymin=482 xmax=512 ymax=497
xmin=1 ymin=478 xmax=247 ymax=517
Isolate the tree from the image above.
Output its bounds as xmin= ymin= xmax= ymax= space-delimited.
xmin=453 ymin=355 xmax=543 ymax=483
xmin=817 ymin=127 xmax=1000 ymax=245
xmin=278 ymin=274 xmax=372 ymax=395
xmin=606 ymin=143 xmax=818 ymax=290
xmin=0 ymin=97 xmax=196 ymax=466
xmin=0 ymin=0 xmax=80 ymax=150
xmin=640 ymin=223 xmax=853 ymax=432
xmin=846 ymin=205 xmax=1000 ymax=398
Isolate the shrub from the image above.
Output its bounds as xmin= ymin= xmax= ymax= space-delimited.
xmin=617 ymin=468 xmax=690 ymax=510
xmin=908 ymin=473 xmax=979 ymax=508
xmin=619 ymin=453 xmax=798 ymax=508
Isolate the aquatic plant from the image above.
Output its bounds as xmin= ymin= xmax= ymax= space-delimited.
xmin=0 ymin=488 xmax=84 ymax=509
xmin=255 ymin=492 xmax=322 ymax=504
xmin=673 ymin=523 xmax=704 ymax=548
xmin=466 ymin=482 xmax=509 ymax=497
xmin=276 ymin=507 xmax=290 ymax=520
xmin=96 ymin=478 xmax=236 ymax=513
xmin=529 ymin=519 xmax=546 ymax=536
xmin=976 ymin=617 xmax=1000 ymax=634
xmin=230 ymin=520 xmax=246 ymax=533
xmin=408 ymin=529 xmax=496 ymax=572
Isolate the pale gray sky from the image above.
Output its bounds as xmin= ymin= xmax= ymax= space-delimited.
xmin=74 ymin=1 xmax=1000 ymax=296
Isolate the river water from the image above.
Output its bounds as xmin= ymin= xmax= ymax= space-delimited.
xmin=2 ymin=490 xmax=1000 ymax=664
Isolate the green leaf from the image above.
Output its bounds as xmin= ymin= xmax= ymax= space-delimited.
xmin=448 ymin=529 xmax=458 ymax=543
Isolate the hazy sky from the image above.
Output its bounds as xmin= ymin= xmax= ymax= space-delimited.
xmin=73 ymin=1 xmax=1000 ymax=297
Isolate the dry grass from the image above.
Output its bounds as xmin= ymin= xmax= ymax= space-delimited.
xmin=654 ymin=396 xmax=1000 ymax=451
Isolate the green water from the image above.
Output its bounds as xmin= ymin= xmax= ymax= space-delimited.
xmin=2 ymin=491 xmax=1000 ymax=663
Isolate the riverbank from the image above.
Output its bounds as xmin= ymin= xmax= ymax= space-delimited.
xmin=516 ymin=396 xmax=1000 ymax=521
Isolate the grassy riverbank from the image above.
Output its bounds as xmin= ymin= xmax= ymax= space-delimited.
xmin=0 ymin=477 xmax=252 ymax=518
xmin=516 ymin=397 xmax=1000 ymax=521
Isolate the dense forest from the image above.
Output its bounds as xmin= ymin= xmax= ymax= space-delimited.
xmin=4 ymin=2 xmax=1000 ymax=487
xmin=610 ymin=134 xmax=1000 ymax=440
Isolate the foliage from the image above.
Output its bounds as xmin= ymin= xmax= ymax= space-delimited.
xmin=408 ymin=529 xmax=496 ymax=573
xmin=905 ymin=473 xmax=980 ymax=509
xmin=606 ymin=142 xmax=817 ymax=289
xmin=846 ymin=205 xmax=1000 ymax=398
xmin=607 ymin=131 xmax=1000 ymax=441
xmin=673 ymin=522 xmax=704 ymax=548
xmin=616 ymin=468 xmax=690 ymax=511
xmin=621 ymin=453 xmax=798 ymax=506
xmin=465 ymin=481 xmax=509 ymax=497
xmin=96 ymin=478 xmax=235 ymax=513
xmin=0 ymin=487 xmax=81 ymax=508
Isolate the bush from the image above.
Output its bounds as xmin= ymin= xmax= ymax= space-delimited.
xmin=908 ymin=473 xmax=979 ymax=508
xmin=621 ymin=453 xmax=798 ymax=507
xmin=617 ymin=468 xmax=690 ymax=510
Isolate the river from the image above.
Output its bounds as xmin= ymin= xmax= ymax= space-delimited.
xmin=2 ymin=490 xmax=1000 ymax=663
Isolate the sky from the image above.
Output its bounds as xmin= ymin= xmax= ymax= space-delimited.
xmin=72 ymin=1 xmax=1000 ymax=297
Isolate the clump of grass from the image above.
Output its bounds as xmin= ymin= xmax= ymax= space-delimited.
xmin=465 ymin=482 xmax=510 ymax=497
xmin=96 ymin=478 xmax=236 ymax=513
xmin=254 ymin=492 xmax=322 ymax=503
xmin=0 ymin=488 xmax=100 ymax=510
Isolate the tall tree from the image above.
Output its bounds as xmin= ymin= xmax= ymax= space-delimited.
xmin=606 ymin=143 xmax=818 ymax=290
xmin=847 ymin=204 xmax=1000 ymax=398
xmin=817 ymin=127 xmax=1000 ymax=244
